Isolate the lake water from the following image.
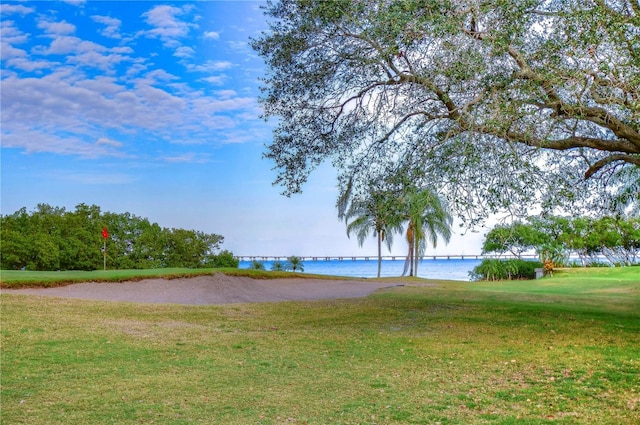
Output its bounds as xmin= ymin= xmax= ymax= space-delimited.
xmin=239 ymin=258 xmax=483 ymax=281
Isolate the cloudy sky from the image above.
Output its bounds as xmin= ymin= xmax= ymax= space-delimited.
xmin=1 ymin=0 xmax=485 ymax=257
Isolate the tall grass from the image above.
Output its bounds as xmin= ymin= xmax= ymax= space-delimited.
xmin=2 ymin=268 xmax=639 ymax=424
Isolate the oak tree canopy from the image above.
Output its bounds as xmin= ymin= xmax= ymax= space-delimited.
xmin=252 ymin=0 xmax=640 ymax=224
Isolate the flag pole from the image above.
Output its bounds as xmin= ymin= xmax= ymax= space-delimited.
xmin=102 ymin=227 xmax=109 ymax=271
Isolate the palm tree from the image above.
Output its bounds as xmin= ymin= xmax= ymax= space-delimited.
xmin=285 ymin=256 xmax=304 ymax=272
xmin=401 ymin=188 xmax=453 ymax=277
xmin=249 ymin=260 xmax=265 ymax=270
xmin=271 ymin=260 xmax=285 ymax=271
xmin=340 ymin=189 xmax=403 ymax=278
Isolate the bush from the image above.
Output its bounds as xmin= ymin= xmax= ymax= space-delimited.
xmin=469 ymin=259 xmax=504 ymax=281
xmin=470 ymin=259 xmax=543 ymax=281
xmin=589 ymin=261 xmax=614 ymax=268
xmin=516 ymin=259 xmax=544 ymax=279
xmin=210 ymin=250 xmax=239 ymax=268
xmin=248 ymin=260 xmax=265 ymax=270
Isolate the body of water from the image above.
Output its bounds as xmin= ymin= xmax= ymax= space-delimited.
xmin=238 ymin=258 xmax=482 ymax=281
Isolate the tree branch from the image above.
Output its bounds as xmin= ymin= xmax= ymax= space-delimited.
xmin=506 ymin=46 xmax=640 ymax=150
xmin=585 ymin=154 xmax=640 ymax=179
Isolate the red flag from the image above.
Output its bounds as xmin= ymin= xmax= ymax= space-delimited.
xmin=102 ymin=227 xmax=109 ymax=240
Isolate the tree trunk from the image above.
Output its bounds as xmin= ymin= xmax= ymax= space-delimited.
xmin=377 ymin=232 xmax=382 ymax=278
xmin=409 ymin=240 xmax=414 ymax=277
xmin=414 ymin=237 xmax=419 ymax=277
xmin=407 ymin=223 xmax=415 ymax=277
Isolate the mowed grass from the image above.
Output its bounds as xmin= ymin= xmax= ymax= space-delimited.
xmin=1 ymin=268 xmax=639 ymax=424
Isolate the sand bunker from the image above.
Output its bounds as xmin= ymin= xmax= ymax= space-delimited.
xmin=4 ymin=273 xmax=401 ymax=305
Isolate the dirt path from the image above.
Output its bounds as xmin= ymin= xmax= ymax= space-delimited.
xmin=3 ymin=273 xmax=403 ymax=305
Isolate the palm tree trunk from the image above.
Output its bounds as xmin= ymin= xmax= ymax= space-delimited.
xmin=401 ymin=254 xmax=409 ymax=276
xmin=414 ymin=237 xmax=419 ymax=277
xmin=377 ymin=232 xmax=382 ymax=278
xmin=409 ymin=238 xmax=414 ymax=277
xmin=407 ymin=222 xmax=415 ymax=277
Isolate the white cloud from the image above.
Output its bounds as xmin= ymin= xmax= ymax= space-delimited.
xmin=174 ymin=46 xmax=195 ymax=58
xmin=34 ymin=35 xmax=99 ymax=55
xmin=228 ymin=40 xmax=249 ymax=53
xmin=218 ymin=129 xmax=261 ymax=145
xmin=187 ymin=61 xmax=235 ymax=81
xmin=111 ymin=46 xmax=133 ymax=54
xmin=204 ymin=31 xmax=219 ymax=40
xmin=61 ymin=0 xmax=87 ymax=6
xmin=5 ymin=57 xmax=52 ymax=71
xmin=75 ymin=76 xmax=123 ymax=95
xmin=0 ymin=4 xmax=34 ymax=16
xmin=91 ymin=15 xmax=122 ymax=39
xmin=0 ymin=26 xmax=27 ymax=60
xmin=1 ymin=20 xmax=29 ymax=60
xmin=214 ymin=90 xmax=238 ymax=99
xmin=141 ymin=4 xmax=195 ymax=48
xmin=26 ymin=28 xmax=134 ymax=71
xmin=96 ymin=137 xmax=123 ymax=148
xmin=188 ymin=60 xmax=234 ymax=73
xmin=0 ymin=1 xmax=266 ymax=163
xmin=192 ymin=96 xmax=256 ymax=113
xmin=163 ymin=152 xmax=211 ymax=163
xmin=1 ymin=61 xmax=261 ymax=156
xmin=68 ymin=49 xmax=131 ymax=71
xmin=125 ymin=62 xmax=148 ymax=78
xmin=1 ymin=20 xmax=29 ymax=44
xmin=37 ymin=19 xmax=76 ymax=35
xmin=1 ymin=126 xmax=124 ymax=158
xmin=144 ymin=69 xmax=179 ymax=83
xmin=201 ymin=75 xmax=226 ymax=85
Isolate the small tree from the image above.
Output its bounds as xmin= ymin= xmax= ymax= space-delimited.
xmin=271 ymin=260 xmax=285 ymax=271
xmin=401 ymin=188 xmax=452 ymax=277
xmin=340 ymin=186 xmax=402 ymax=278
xmin=285 ymin=256 xmax=304 ymax=272
xmin=482 ymin=222 xmax=538 ymax=258
xmin=249 ymin=260 xmax=265 ymax=270
xmin=210 ymin=250 xmax=239 ymax=268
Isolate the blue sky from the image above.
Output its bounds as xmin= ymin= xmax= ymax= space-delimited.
xmin=1 ymin=0 xmax=484 ymax=257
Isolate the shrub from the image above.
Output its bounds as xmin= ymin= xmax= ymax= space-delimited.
xmin=515 ymin=259 xmax=543 ymax=279
xmin=469 ymin=259 xmax=505 ymax=281
xmin=210 ymin=250 xmax=239 ymax=268
xmin=249 ymin=260 xmax=265 ymax=270
xmin=470 ymin=259 xmax=543 ymax=281
xmin=538 ymin=243 xmax=569 ymax=267
xmin=589 ymin=261 xmax=613 ymax=268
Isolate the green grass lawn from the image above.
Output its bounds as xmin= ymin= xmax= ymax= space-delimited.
xmin=1 ymin=268 xmax=639 ymax=424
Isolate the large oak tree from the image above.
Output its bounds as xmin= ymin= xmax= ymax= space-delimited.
xmin=252 ymin=0 xmax=640 ymax=224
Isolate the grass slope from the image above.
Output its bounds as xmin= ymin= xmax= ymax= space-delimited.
xmin=1 ymin=268 xmax=639 ymax=424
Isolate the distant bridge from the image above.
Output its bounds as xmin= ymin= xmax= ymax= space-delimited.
xmin=237 ymin=254 xmax=538 ymax=262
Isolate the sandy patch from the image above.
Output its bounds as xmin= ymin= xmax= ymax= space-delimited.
xmin=3 ymin=273 xmax=403 ymax=305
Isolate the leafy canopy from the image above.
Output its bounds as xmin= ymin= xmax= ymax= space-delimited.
xmin=253 ymin=0 xmax=640 ymax=224
xmin=482 ymin=214 xmax=640 ymax=266
xmin=0 ymin=204 xmax=232 ymax=271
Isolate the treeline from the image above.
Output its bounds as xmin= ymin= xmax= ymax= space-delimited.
xmin=0 ymin=204 xmax=238 ymax=271
xmin=483 ymin=215 xmax=640 ymax=267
